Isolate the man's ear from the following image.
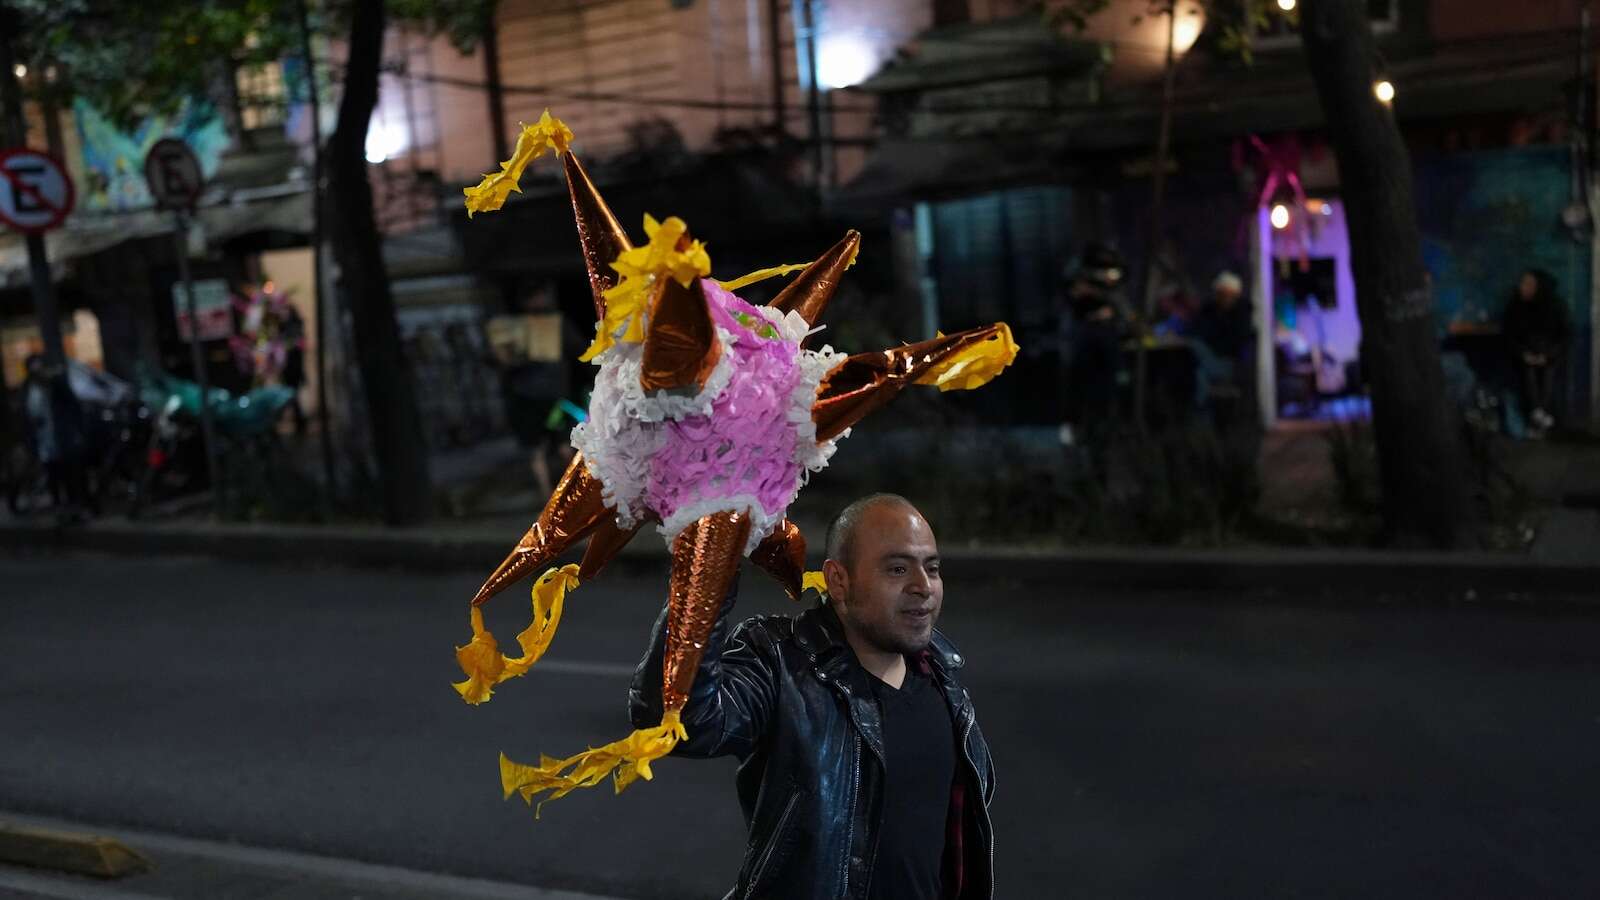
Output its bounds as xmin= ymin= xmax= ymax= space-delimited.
xmin=822 ymin=558 xmax=848 ymax=607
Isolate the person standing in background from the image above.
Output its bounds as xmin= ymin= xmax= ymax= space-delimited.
xmin=278 ymin=300 xmax=309 ymax=436
xmin=20 ymin=354 xmax=90 ymax=522
xmin=1501 ymin=268 xmax=1569 ymax=438
xmin=488 ymin=287 xmax=575 ymax=499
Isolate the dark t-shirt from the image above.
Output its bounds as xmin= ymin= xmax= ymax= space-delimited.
xmin=868 ymin=662 xmax=956 ymax=900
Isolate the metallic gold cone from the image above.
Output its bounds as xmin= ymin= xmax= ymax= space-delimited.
xmin=768 ymin=230 xmax=860 ymax=347
xmin=663 ymin=511 xmax=752 ymax=712
xmin=811 ymin=323 xmax=1011 ymax=444
xmin=750 ymin=518 xmax=806 ymax=601
xmin=640 ymin=277 xmax=722 ymax=393
xmin=471 ymin=453 xmax=611 ymax=607
xmin=563 ymin=152 xmax=632 ymax=321
xmin=579 ymin=516 xmax=647 ymax=582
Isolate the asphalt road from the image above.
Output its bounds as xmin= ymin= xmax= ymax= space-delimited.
xmin=2 ymin=551 xmax=1598 ymax=898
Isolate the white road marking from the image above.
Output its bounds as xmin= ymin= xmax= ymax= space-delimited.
xmin=531 ymin=659 xmax=636 ymax=677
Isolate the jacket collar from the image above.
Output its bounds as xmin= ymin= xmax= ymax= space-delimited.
xmin=794 ymin=602 xmax=967 ymax=675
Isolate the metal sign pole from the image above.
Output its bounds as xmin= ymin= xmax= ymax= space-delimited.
xmin=173 ymin=210 xmax=223 ymax=517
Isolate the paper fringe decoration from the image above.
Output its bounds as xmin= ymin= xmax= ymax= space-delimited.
xmin=912 ymin=324 xmax=1021 ymax=392
xmin=499 ymin=710 xmax=688 ymax=817
xmin=463 ymin=110 xmax=574 ymax=217
xmin=453 ymin=564 xmax=580 ymax=705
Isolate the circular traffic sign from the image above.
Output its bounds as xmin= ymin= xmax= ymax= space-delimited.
xmin=144 ymin=138 xmax=205 ymax=211
xmin=0 ymin=148 xmax=76 ymax=234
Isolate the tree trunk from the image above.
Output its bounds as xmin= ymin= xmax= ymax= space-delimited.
xmin=325 ymin=0 xmax=432 ymax=525
xmin=1300 ymin=0 xmax=1471 ymax=547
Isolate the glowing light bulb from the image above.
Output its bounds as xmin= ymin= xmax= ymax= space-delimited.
xmin=1277 ymin=0 xmax=1296 ymax=11
xmin=364 ymin=121 xmax=407 ymax=165
xmin=1374 ymin=79 xmax=1396 ymax=104
xmin=12 ymin=64 xmax=25 ymax=79
xmin=1172 ymin=11 xmax=1204 ymax=55
xmin=1270 ymin=204 xmax=1291 ymax=230
xmin=816 ymin=33 xmax=876 ymax=90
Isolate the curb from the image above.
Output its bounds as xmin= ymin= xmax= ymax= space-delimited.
xmin=0 ymin=821 xmax=151 ymax=879
xmin=0 ymin=810 xmax=622 ymax=900
xmin=3 ymin=520 xmax=1597 ymax=605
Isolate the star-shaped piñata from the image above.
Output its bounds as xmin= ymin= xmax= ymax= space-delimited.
xmin=452 ymin=111 xmax=1019 ymax=814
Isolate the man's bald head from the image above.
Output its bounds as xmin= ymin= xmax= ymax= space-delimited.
xmin=824 ymin=493 xmax=917 ymax=572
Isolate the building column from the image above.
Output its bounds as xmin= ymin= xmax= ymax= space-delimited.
xmin=1253 ymin=204 xmax=1277 ymax=429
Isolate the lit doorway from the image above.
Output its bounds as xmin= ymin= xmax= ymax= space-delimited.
xmin=1253 ymin=198 xmax=1370 ymax=425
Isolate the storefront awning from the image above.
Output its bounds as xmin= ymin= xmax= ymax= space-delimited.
xmin=0 ymin=188 xmax=311 ymax=292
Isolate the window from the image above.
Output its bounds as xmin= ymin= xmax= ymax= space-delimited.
xmin=236 ymin=61 xmax=286 ymax=130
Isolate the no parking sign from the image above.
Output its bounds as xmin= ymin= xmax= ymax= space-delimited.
xmin=0 ymin=148 xmax=75 ymax=234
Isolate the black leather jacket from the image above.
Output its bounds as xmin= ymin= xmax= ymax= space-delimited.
xmin=630 ymin=581 xmax=996 ymax=900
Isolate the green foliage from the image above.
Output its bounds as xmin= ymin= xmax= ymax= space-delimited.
xmin=10 ymin=0 xmax=298 ymax=127
xmin=7 ymin=0 xmax=494 ymax=130
xmin=799 ymin=416 xmax=1262 ymax=548
xmin=1325 ymin=419 xmax=1380 ymax=514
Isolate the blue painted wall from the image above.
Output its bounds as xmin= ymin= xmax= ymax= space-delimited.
xmin=1414 ymin=145 xmax=1592 ymax=420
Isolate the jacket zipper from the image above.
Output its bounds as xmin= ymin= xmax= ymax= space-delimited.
xmin=959 ymin=705 xmax=995 ymax=900
xmin=744 ymin=788 xmax=802 ymax=898
xmin=812 ymin=652 xmax=864 ymax=898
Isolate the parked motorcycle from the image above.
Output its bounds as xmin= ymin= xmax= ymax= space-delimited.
xmin=130 ymin=372 xmax=295 ymax=518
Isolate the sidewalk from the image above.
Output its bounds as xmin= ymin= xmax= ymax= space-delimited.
xmin=0 ymin=811 xmax=620 ymax=900
xmin=3 ymin=506 xmax=1597 ymax=601
xmin=4 ymin=428 xmax=1597 ymax=603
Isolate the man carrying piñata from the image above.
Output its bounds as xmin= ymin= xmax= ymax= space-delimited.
xmin=451 ymin=112 xmax=1010 ymax=899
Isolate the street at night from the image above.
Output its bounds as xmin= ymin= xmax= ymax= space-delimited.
xmin=3 ymin=552 xmax=1596 ymax=898
xmin=7 ymin=0 xmax=1600 ymax=896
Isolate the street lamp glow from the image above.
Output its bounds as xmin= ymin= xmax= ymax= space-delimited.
xmin=1374 ymin=79 xmax=1396 ymax=104
xmin=1270 ymin=203 xmax=1291 ymax=230
xmin=816 ymin=33 xmax=876 ymax=90
xmin=1172 ymin=11 xmax=1204 ymax=55
xmin=1277 ymin=0 xmax=1296 ymax=11
xmin=364 ymin=120 xmax=407 ymax=165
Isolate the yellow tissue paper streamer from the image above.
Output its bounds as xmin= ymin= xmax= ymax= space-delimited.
xmin=453 ymin=563 xmax=581 ymax=705
xmin=801 ymin=570 xmax=829 ymax=598
xmin=717 ymin=261 xmax=811 ymax=292
xmin=463 ymin=110 xmax=574 ymax=217
xmin=499 ymin=710 xmax=688 ymax=817
xmin=913 ymin=323 xmax=1021 ymax=392
xmin=581 ymin=214 xmax=711 ymax=361
xmin=718 ymin=236 xmax=857 ymax=293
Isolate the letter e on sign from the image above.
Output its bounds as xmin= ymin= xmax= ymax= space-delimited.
xmin=0 ymin=148 xmax=76 ymax=234
xmin=144 ymin=138 xmax=205 ymax=212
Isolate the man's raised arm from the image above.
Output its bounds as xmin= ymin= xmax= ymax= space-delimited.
xmin=628 ymin=574 xmax=777 ymax=760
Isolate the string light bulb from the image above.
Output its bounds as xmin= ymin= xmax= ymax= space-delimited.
xmin=1374 ymin=79 xmax=1396 ymax=104
xmin=1277 ymin=0 xmax=1296 ymax=10
xmin=1270 ymin=204 xmax=1291 ymax=230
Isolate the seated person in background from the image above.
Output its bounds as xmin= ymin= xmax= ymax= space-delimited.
xmin=1191 ymin=271 xmax=1256 ymax=389
xmin=1192 ymin=272 xmax=1254 ymax=363
xmin=1502 ymin=268 xmax=1570 ymax=436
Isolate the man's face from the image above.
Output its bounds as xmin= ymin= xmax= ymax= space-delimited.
xmin=827 ymin=503 xmax=944 ymax=656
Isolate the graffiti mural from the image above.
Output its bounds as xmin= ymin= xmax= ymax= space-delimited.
xmin=73 ymin=98 xmax=228 ymax=212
